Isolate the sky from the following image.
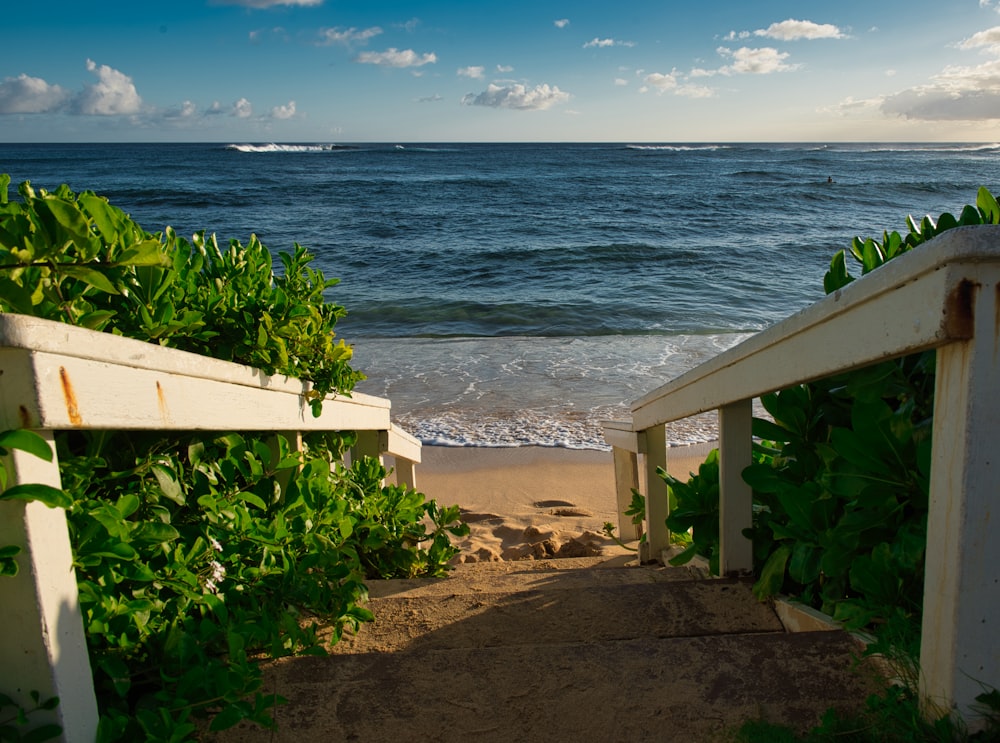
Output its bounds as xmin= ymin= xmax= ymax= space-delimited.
xmin=3 ymin=1 xmax=1000 ymax=142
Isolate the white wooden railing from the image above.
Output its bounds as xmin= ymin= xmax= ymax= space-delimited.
xmin=603 ymin=225 xmax=1000 ymax=725
xmin=0 ymin=314 xmax=421 ymax=742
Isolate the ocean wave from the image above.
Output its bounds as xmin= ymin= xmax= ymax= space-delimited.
xmin=225 ymin=143 xmax=354 ymax=153
xmin=626 ymin=144 xmax=729 ymax=152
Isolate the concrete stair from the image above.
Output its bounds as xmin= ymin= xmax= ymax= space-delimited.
xmin=212 ymin=556 xmax=880 ymax=742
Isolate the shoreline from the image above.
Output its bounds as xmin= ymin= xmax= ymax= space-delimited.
xmin=412 ymin=442 xmax=717 ymax=563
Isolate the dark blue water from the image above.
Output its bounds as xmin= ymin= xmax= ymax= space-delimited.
xmin=3 ymin=142 xmax=998 ymax=447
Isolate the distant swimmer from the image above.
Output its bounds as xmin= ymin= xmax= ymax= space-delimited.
xmin=827 ymin=176 xmax=835 ymax=184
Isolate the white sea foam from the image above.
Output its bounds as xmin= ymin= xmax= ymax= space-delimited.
xmin=351 ymin=334 xmax=752 ymax=450
xmin=626 ymin=144 xmax=729 ymax=152
xmin=226 ymin=143 xmax=347 ymax=153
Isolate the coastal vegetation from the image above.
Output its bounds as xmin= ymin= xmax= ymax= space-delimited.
xmin=0 ymin=175 xmax=467 ymax=740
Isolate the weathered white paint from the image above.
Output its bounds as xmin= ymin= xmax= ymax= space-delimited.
xmin=603 ymin=420 xmax=643 ymax=541
xmin=603 ymin=225 xmax=1000 ymax=726
xmin=0 ymin=314 xmax=422 ymax=742
xmin=629 ymin=227 xmax=996 ymax=432
xmin=0 ymin=433 xmax=98 ymax=742
xmin=920 ymin=259 xmax=1000 ymax=725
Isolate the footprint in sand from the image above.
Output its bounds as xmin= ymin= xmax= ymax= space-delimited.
xmin=532 ymin=500 xmax=593 ymax=518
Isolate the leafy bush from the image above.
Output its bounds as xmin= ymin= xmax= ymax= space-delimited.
xmin=0 ymin=176 xmax=468 ymax=740
xmin=663 ymin=187 xmax=1000 ymax=636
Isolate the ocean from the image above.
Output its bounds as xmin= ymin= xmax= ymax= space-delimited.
xmin=3 ymin=142 xmax=998 ymax=448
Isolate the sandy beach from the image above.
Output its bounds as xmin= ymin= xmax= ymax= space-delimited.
xmin=412 ymin=443 xmax=717 ymax=563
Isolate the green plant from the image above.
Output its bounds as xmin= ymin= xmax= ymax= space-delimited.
xmin=601 ymin=489 xmax=646 ymax=552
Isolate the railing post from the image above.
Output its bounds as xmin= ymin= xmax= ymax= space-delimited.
xmin=0 ymin=431 xmax=98 ymax=742
xmin=920 ymin=280 xmax=1000 ymax=725
xmin=612 ymin=446 xmax=642 ymax=542
xmin=640 ymin=424 xmax=670 ymax=562
xmin=352 ymin=430 xmax=384 ymax=466
xmin=718 ymin=400 xmax=754 ymax=576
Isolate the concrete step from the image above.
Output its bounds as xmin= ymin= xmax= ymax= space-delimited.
xmin=209 ymin=558 xmax=880 ymax=743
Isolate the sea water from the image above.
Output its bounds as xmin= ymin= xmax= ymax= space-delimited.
xmin=3 ymin=142 xmax=998 ymax=448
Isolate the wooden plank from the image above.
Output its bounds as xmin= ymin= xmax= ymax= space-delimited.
xmin=602 ymin=420 xmax=642 ymax=453
xmin=386 ymin=425 xmax=422 ymax=464
xmin=631 ymin=227 xmax=1000 ymax=431
xmin=9 ymin=350 xmax=390 ymax=433
xmin=0 ymin=314 xmax=386 ymax=404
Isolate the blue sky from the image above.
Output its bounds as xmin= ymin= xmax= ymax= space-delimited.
xmin=3 ymin=1 xmax=1000 ymax=142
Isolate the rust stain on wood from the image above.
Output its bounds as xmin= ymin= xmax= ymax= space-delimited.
xmin=944 ymin=279 xmax=977 ymax=339
xmin=156 ymin=380 xmax=170 ymax=423
xmin=59 ymin=366 xmax=83 ymax=426
xmin=17 ymin=405 xmax=32 ymax=429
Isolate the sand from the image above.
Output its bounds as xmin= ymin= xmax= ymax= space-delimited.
xmin=411 ymin=442 xmax=717 ymax=563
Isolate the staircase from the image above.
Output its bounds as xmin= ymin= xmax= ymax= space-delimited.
xmin=210 ymin=556 xmax=879 ymax=742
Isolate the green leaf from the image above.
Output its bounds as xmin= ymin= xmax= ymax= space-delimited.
xmin=209 ymin=702 xmax=248 ymax=731
xmin=0 ymin=429 xmax=53 ymax=461
xmin=116 ymin=240 xmax=168 ymax=266
xmin=131 ymin=522 xmax=180 ymax=544
xmin=57 ymin=265 xmax=119 ymax=294
xmin=753 ymin=543 xmax=791 ymax=599
xmin=978 ymin=186 xmax=1000 ymax=224
xmin=0 ymin=483 xmax=71 ymax=509
xmin=21 ymin=723 xmax=63 ymax=743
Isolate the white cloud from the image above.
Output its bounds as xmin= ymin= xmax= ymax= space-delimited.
xmin=76 ymin=59 xmax=142 ymax=115
xmin=270 ymin=100 xmax=296 ymax=119
xmin=640 ymin=71 xmax=715 ymax=98
xmin=614 ymin=78 xmax=629 ymax=86
xmin=164 ymin=100 xmax=198 ymax=119
xmin=583 ymin=37 xmax=635 ymax=49
xmin=675 ymin=84 xmax=715 ymax=98
xmin=554 ymin=19 xmax=570 ymax=29
xmin=881 ymin=57 xmax=1000 ymax=120
xmin=461 ymin=82 xmax=570 ymax=110
xmin=497 ymin=64 xmax=514 ymax=73
xmin=232 ymin=97 xmax=253 ymax=118
xmin=417 ymin=93 xmax=443 ymax=103
xmin=395 ymin=18 xmax=421 ymax=33
xmin=960 ymin=25 xmax=1000 ymax=51
xmin=0 ymin=73 xmax=69 ymax=114
xmin=458 ymin=66 xmax=485 ymax=79
xmin=355 ymin=48 xmax=437 ymax=68
xmin=716 ymin=46 xmax=796 ymax=75
xmin=643 ymin=72 xmax=678 ymax=93
xmin=317 ymin=26 xmax=382 ymax=46
xmin=754 ymin=19 xmax=844 ymax=41
xmin=723 ymin=30 xmax=751 ymax=41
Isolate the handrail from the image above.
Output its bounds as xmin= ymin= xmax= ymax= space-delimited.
xmin=0 ymin=314 xmax=421 ymax=742
xmin=603 ymin=225 xmax=1000 ymax=726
